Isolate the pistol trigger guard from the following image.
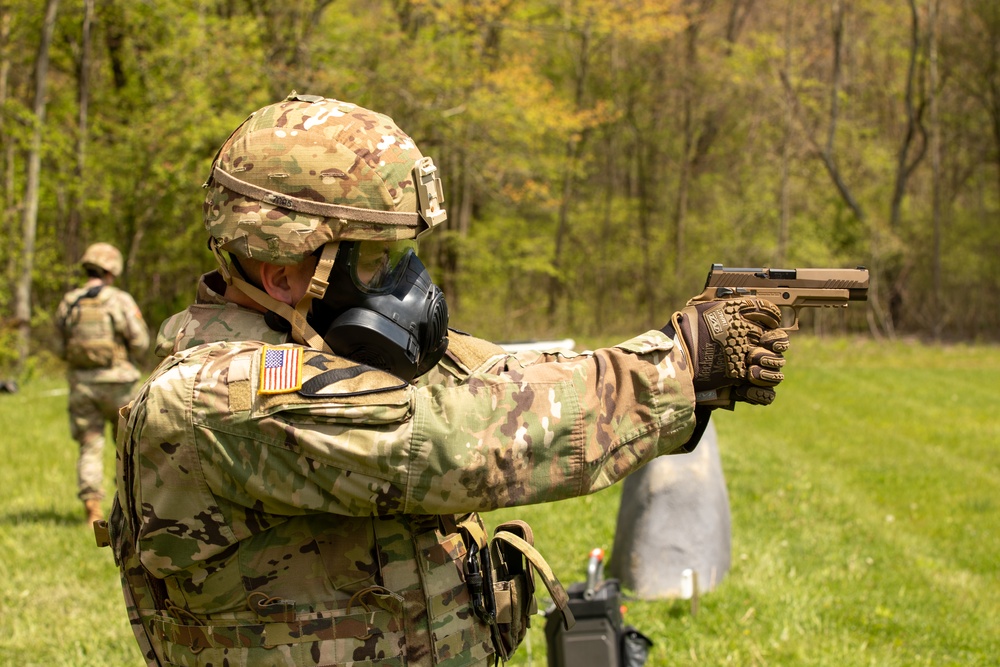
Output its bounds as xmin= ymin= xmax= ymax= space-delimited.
xmin=780 ymin=305 xmax=801 ymax=331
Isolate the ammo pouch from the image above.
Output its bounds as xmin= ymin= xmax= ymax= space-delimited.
xmin=465 ymin=519 xmax=575 ymax=662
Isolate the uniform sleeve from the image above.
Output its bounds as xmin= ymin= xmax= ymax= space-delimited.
xmin=117 ymin=290 xmax=150 ymax=357
xmin=53 ymin=295 xmax=70 ymax=360
xmin=189 ymin=332 xmax=696 ymax=520
xmin=405 ymin=330 xmax=697 ymax=513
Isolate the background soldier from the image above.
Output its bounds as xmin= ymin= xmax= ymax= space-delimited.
xmin=105 ymin=95 xmax=788 ymax=666
xmin=55 ymin=242 xmax=149 ymax=527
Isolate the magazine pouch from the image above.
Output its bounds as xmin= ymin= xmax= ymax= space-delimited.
xmin=488 ymin=520 xmax=574 ymax=661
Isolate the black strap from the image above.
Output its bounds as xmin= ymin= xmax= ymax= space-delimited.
xmin=299 ymin=364 xmax=408 ymax=397
xmin=676 ymin=406 xmax=714 ymax=454
xmin=68 ymin=284 xmax=104 ymax=314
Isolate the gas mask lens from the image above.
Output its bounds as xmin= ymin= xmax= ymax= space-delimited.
xmin=351 ymin=240 xmax=418 ymax=291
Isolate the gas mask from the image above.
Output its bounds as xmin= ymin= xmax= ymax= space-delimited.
xmin=308 ymin=240 xmax=449 ymax=382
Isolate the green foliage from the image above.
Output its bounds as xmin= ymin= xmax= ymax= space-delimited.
xmin=0 ymin=327 xmax=20 ymax=378
xmin=1 ymin=0 xmax=999 ymax=352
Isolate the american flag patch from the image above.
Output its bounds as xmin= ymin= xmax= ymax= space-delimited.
xmin=258 ymin=345 xmax=303 ymax=394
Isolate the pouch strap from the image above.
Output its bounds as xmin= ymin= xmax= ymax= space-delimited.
xmin=492 ymin=520 xmax=535 ymax=602
xmin=456 ymin=513 xmax=490 ymax=549
xmin=491 ymin=531 xmax=575 ymax=630
xmin=494 ymin=519 xmax=534 ymax=545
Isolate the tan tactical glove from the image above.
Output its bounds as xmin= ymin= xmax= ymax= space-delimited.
xmin=668 ymin=298 xmax=790 ymax=407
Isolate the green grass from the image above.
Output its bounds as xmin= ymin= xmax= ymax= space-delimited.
xmin=0 ymin=378 xmax=138 ymax=665
xmin=488 ymin=338 xmax=1000 ymax=666
xmin=2 ymin=338 xmax=997 ymax=665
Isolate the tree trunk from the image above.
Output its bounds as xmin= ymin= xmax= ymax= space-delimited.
xmin=672 ymin=2 xmax=705 ymax=301
xmin=674 ymin=93 xmax=692 ymax=285
xmin=885 ymin=0 xmax=929 ymax=330
xmin=549 ymin=21 xmax=591 ymax=328
xmin=673 ymin=0 xmax=750 ymax=284
xmin=778 ymin=0 xmax=794 ymax=266
xmin=780 ymin=1 xmax=890 ymax=339
xmin=889 ymin=0 xmax=927 ymax=232
xmin=67 ymin=0 xmax=95 ymax=275
xmin=1 ymin=6 xmax=15 ymax=294
xmin=928 ymin=0 xmax=943 ymax=340
xmin=14 ymin=0 xmax=60 ymax=372
xmin=595 ymin=131 xmax=614 ymax=332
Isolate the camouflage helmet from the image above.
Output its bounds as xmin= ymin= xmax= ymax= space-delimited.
xmin=203 ymin=93 xmax=447 ymax=266
xmin=80 ymin=242 xmax=123 ymax=277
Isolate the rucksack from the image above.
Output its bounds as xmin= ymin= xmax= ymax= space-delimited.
xmin=64 ymin=286 xmax=122 ymax=369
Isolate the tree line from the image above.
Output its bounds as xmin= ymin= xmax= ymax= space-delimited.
xmin=2 ymin=0 xmax=998 ymax=376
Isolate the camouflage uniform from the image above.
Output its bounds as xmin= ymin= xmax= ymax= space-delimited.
xmin=106 ymin=270 xmax=698 ymax=666
xmin=56 ymin=267 xmax=149 ymax=504
xmin=101 ymin=96 xmax=706 ymax=666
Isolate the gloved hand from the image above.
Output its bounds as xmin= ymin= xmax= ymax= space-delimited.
xmin=666 ymin=298 xmax=790 ymax=406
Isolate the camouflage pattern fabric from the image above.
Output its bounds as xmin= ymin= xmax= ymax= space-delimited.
xmin=153 ymin=271 xmax=289 ymax=356
xmin=81 ymin=242 xmax=124 ymax=277
xmin=55 ymin=283 xmax=149 ymax=384
xmin=69 ymin=378 xmax=138 ymax=501
xmin=56 ymin=282 xmax=148 ymax=502
xmin=111 ymin=272 xmax=697 ymax=666
xmin=205 ymin=96 xmax=436 ymax=267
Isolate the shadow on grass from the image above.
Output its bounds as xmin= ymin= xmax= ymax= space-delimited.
xmin=0 ymin=507 xmax=82 ymax=526
xmin=664 ymin=601 xmax=695 ymax=620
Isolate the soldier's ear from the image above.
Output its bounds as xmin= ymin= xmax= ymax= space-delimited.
xmin=259 ymin=258 xmax=319 ymax=306
xmin=259 ymin=263 xmax=296 ymax=306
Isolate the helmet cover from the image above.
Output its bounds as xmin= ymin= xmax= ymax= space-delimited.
xmin=204 ymin=93 xmax=446 ymax=266
xmin=80 ymin=243 xmax=123 ymax=277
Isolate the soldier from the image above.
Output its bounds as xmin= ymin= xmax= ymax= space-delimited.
xmin=102 ymin=94 xmax=788 ymax=666
xmin=55 ymin=242 xmax=149 ymax=527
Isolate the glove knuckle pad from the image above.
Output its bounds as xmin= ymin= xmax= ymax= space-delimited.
xmin=735 ymin=384 xmax=776 ymax=405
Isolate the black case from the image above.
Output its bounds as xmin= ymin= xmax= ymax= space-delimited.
xmin=545 ymin=579 xmax=625 ymax=667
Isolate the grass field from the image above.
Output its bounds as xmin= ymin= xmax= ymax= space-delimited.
xmin=1 ymin=337 xmax=997 ymax=666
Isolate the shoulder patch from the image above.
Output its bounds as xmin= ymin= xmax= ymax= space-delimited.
xmin=445 ymin=331 xmax=507 ymax=373
xmin=258 ymin=345 xmax=303 ymax=394
xmin=297 ymin=351 xmax=407 ymax=397
xmin=251 ymin=349 xmax=412 ymax=420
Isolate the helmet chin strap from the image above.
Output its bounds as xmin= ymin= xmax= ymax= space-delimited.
xmin=209 ymin=239 xmax=339 ymax=351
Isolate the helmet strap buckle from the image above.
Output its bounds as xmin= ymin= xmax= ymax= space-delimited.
xmin=305 ymin=243 xmax=338 ymax=301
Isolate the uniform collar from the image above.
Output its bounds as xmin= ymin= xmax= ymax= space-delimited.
xmin=154 ymin=272 xmax=291 ymax=358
